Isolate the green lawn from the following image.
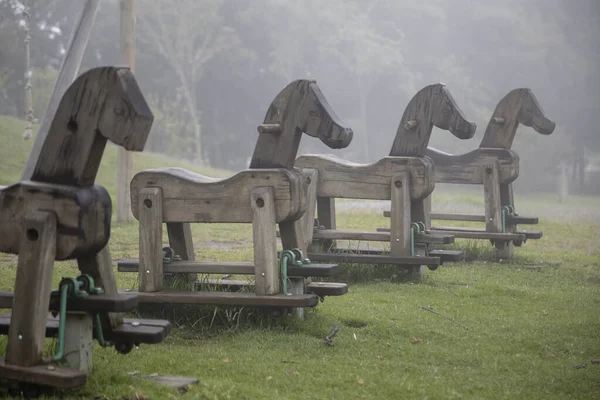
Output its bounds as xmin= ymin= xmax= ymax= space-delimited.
xmin=0 ymin=115 xmax=599 ymax=399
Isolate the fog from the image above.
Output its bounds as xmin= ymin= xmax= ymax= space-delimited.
xmin=1 ymin=0 xmax=599 ymax=195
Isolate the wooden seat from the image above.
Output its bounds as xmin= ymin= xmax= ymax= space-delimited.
xmin=124 ymin=79 xmax=353 ymax=312
xmin=382 ymin=88 xmax=555 ymax=260
xmin=293 ymin=84 xmax=476 ymax=280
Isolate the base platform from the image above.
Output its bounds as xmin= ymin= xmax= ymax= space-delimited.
xmin=0 ymin=357 xmax=87 ymax=389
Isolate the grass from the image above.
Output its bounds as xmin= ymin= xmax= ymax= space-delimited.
xmin=1 ymin=115 xmax=599 ymax=399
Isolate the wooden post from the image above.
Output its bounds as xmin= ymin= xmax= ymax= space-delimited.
xmin=167 ymin=223 xmax=196 ymax=283
xmin=5 ymin=212 xmax=57 ymax=367
xmin=21 ymin=0 xmax=100 ymax=180
xmin=117 ymin=0 xmax=135 ymax=222
xmin=63 ymin=313 xmax=94 ymax=372
xmin=389 ymin=172 xmax=411 ymax=257
xmin=251 ymin=187 xmax=279 ymax=295
xmin=139 ymin=188 xmax=164 ymax=292
xmin=315 ymin=197 xmax=336 ymax=251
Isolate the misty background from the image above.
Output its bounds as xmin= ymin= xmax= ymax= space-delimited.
xmin=1 ymin=0 xmax=599 ymax=195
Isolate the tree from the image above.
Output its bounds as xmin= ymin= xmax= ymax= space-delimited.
xmin=137 ymin=0 xmax=244 ymax=163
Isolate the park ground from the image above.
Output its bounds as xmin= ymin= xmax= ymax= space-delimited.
xmin=0 ymin=116 xmax=599 ymax=399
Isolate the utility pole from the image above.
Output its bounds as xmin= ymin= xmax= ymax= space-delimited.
xmin=117 ymin=0 xmax=135 ymax=221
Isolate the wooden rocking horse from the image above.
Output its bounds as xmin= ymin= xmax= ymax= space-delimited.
xmin=293 ymin=83 xmax=476 ymax=280
xmin=0 ymin=67 xmax=171 ymax=393
xmin=117 ymin=80 xmax=353 ymax=311
xmin=423 ymin=88 xmax=556 ymax=259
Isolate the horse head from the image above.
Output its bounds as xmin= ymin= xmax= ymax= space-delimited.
xmin=389 ymin=83 xmax=476 ymax=157
xmin=31 ymin=66 xmax=153 ymax=186
xmin=249 ymin=79 xmax=353 ymax=169
xmin=479 ymin=88 xmax=555 ymax=149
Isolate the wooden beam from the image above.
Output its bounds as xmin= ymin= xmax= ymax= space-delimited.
xmin=117 ymin=0 xmax=136 ymax=222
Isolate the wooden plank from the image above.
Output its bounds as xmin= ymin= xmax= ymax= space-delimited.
xmin=389 ymin=83 xmax=476 ymax=157
xmin=251 ymin=187 xmax=279 ymax=295
xmin=429 ymin=213 xmax=486 ymax=222
xmin=0 ymin=357 xmax=87 ymax=389
xmin=430 ymin=226 xmax=525 ymax=240
xmin=506 ymin=215 xmax=539 ymax=225
xmin=314 ymin=196 xmax=337 ymax=251
xmin=390 ymin=172 xmax=411 ymax=257
xmin=139 ymin=187 xmax=164 ymax=292
xmin=21 ymin=0 xmax=101 ymax=181
xmin=294 ymin=155 xmax=434 ymax=201
xmin=425 ymin=147 xmax=519 ymax=185
xmin=130 ymin=168 xmax=306 ymax=224
xmin=0 ymin=291 xmax=139 ymax=313
xmin=5 ymin=211 xmax=57 ymax=368
xmin=167 ymin=222 xmax=196 ymax=282
xmin=518 ymin=230 xmax=543 ymax=240
xmin=483 ymin=162 xmax=502 ymax=233
xmin=63 ymin=313 xmax=93 ymax=372
xmin=428 ymin=250 xmax=464 ymax=262
xmin=117 ymin=259 xmax=339 ymax=278
xmin=126 ymin=291 xmax=319 ymax=307
xmin=298 ymin=168 xmax=319 ymax=248
xmin=0 ymin=315 xmax=171 ymax=345
xmin=306 ymin=252 xmax=440 ymax=266
xmin=306 ymin=282 xmax=349 ymax=297
xmin=314 ymin=229 xmax=454 ymax=244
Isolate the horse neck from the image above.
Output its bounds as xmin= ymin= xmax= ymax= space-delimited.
xmin=249 ymin=124 xmax=302 ymax=169
xmin=389 ymin=120 xmax=434 ymax=157
xmin=479 ymin=93 xmax=524 ymax=149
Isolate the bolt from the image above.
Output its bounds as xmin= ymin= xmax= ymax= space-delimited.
xmin=146 ymin=270 xmax=150 ymax=274
xmin=396 ymin=238 xmax=399 ymax=242
xmin=132 ymin=321 xmax=140 ymax=327
xmin=47 ymin=365 xmax=55 ymax=371
xmin=394 ymin=180 xmax=403 ymax=188
xmin=261 ymin=272 xmax=265 ymax=277
xmin=17 ymin=334 xmax=22 ymax=340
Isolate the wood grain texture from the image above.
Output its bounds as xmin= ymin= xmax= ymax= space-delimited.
xmin=138 ymin=188 xmax=164 ymax=292
xmin=294 ymin=155 xmax=435 ymax=201
xmin=130 ymin=167 xmax=307 ymax=224
xmin=483 ymin=163 xmax=502 ymax=233
xmin=479 ymin=88 xmax=555 ymax=149
xmin=250 ymin=80 xmax=353 ymax=169
xmin=251 ymin=187 xmax=279 ymax=295
xmin=425 ymin=148 xmax=519 ymax=184
xmin=389 ymin=83 xmax=476 ymax=157
xmin=29 ymin=66 xmax=153 ymax=187
xmin=5 ymin=212 xmax=57 ymax=367
xmin=167 ymin=222 xmax=196 ymax=282
xmin=0 ymin=181 xmax=111 ymax=260
xmin=389 ymin=172 xmax=411 ymax=257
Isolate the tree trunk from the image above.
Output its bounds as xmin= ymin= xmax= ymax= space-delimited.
xmin=178 ymin=74 xmax=202 ymax=164
xmin=23 ymin=1 xmax=34 ymax=141
xmin=360 ymin=94 xmax=370 ymax=162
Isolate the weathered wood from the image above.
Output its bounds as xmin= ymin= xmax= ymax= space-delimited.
xmin=250 ymin=80 xmax=353 ymax=169
xmin=430 ymin=226 xmax=526 ymax=241
xmin=313 ymin=229 xmax=454 ymax=244
xmin=294 ymin=155 xmax=435 ymax=201
xmin=0 ymin=182 xmax=111 ymax=260
xmin=28 ymin=67 xmax=153 ymax=187
xmin=428 ymin=212 xmax=538 ymax=225
xmin=21 ymin=0 xmax=101 ymax=181
xmin=483 ymin=162 xmax=502 ymax=233
xmin=389 ymin=172 xmax=411 ymax=257
xmin=199 ymin=279 xmax=348 ymax=298
xmin=118 ymin=259 xmax=340 ymax=277
xmin=315 ymin=196 xmax=337 ymax=251
xmin=479 ymin=88 xmax=556 ymax=149
xmin=389 ymin=83 xmax=476 ymax=157
xmin=5 ymin=212 xmax=57 ymax=368
xmin=77 ymin=245 xmax=123 ymax=329
xmin=0 ymin=291 xmax=138 ymax=312
xmin=139 ymin=188 xmax=164 ymax=292
xmin=307 ymin=252 xmax=440 ymax=266
xmin=425 ymin=148 xmax=519 ymax=185
xmin=126 ymin=290 xmax=319 ymax=307
xmin=0 ymin=358 xmax=87 ymax=389
xmin=428 ymin=250 xmax=464 ymax=262
xmin=130 ymin=168 xmax=307 ymax=224
xmin=63 ymin=313 xmax=93 ymax=372
xmin=297 ymin=168 xmax=319 ymax=249
xmin=167 ymin=222 xmax=196 ymax=282
xmin=251 ymin=187 xmax=279 ymax=295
